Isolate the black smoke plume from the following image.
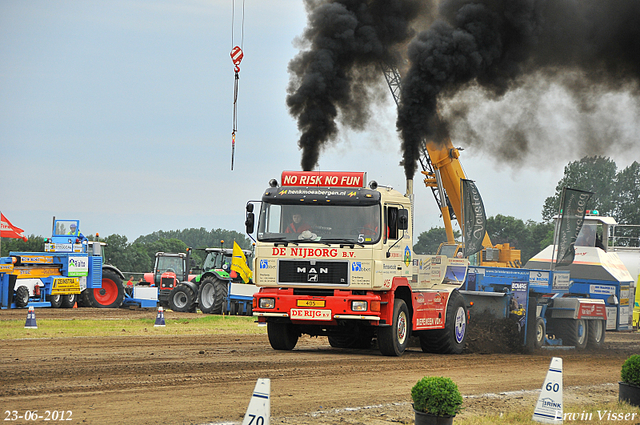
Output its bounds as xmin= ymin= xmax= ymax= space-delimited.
xmin=287 ymin=0 xmax=429 ymax=171
xmin=397 ymin=0 xmax=640 ymax=178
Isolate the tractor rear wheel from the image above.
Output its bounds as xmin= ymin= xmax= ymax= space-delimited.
xmin=198 ymin=276 xmax=228 ymax=314
xmin=88 ymin=269 xmax=124 ymax=308
xmin=169 ymin=284 xmax=195 ymax=312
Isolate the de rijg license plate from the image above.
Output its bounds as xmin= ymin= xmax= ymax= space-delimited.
xmin=290 ymin=308 xmax=331 ymax=320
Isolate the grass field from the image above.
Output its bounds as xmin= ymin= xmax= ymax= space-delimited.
xmin=1 ymin=314 xmax=264 ymax=340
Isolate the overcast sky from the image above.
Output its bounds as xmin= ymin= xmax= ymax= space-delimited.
xmin=1 ymin=1 xmax=638 ymax=243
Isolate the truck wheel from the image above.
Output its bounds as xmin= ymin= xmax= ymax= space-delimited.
xmin=587 ymin=319 xmax=605 ymax=349
xmin=557 ymin=318 xmax=588 ymax=349
xmin=49 ymin=294 xmax=63 ymax=308
xmin=169 ymin=284 xmax=195 ymax=312
xmin=15 ymin=286 xmax=29 ymax=308
xmin=198 ymin=277 xmax=228 ymax=314
xmin=88 ymin=269 xmax=124 ymax=308
xmin=61 ymin=294 xmax=77 ymax=308
xmin=267 ymin=321 xmax=299 ymax=350
xmin=419 ymin=291 xmax=467 ymax=354
xmin=526 ymin=317 xmax=546 ymax=350
xmin=378 ymin=298 xmax=409 ymax=356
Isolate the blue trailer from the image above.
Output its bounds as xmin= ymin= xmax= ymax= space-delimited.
xmin=460 ymin=265 xmax=607 ymax=350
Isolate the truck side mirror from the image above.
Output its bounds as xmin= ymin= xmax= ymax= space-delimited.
xmin=398 ymin=209 xmax=409 ymax=230
xmin=245 ymin=212 xmax=255 ymax=234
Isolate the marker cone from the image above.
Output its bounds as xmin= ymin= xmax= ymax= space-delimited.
xmin=154 ymin=306 xmax=166 ymax=327
xmin=242 ymin=378 xmax=270 ymax=425
xmin=24 ymin=306 xmax=37 ymax=329
xmin=532 ymin=357 xmax=563 ymax=424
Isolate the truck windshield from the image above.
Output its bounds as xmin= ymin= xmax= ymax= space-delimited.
xmin=257 ymin=203 xmax=381 ymax=244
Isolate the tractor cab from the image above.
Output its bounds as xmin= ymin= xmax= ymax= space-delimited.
xmin=200 ymin=248 xmax=253 ymax=282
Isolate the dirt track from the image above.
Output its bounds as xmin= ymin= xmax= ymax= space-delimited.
xmin=1 ymin=308 xmax=639 ymax=425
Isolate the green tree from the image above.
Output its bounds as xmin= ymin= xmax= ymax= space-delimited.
xmin=134 ymin=228 xmax=251 ymax=250
xmin=485 ymin=215 xmax=552 ymax=263
xmin=615 ymin=161 xmax=640 ymax=225
xmin=542 ymin=156 xmax=617 ymax=222
xmin=413 ymin=227 xmax=460 ymax=255
xmin=0 ymin=235 xmax=45 ymax=257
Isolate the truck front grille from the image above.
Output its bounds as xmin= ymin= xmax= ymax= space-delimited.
xmin=278 ymin=260 xmax=348 ymax=285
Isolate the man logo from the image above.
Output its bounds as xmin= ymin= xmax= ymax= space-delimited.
xmin=307 ymin=274 xmax=318 ymax=282
xmin=297 ymin=267 xmax=328 ymax=274
xmin=352 ymin=262 xmax=362 ymax=272
xmin=260 ymin=259 xmax=268 ymax=269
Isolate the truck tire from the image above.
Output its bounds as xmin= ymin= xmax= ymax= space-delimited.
xmin=378 ymin=298 xmax=409 ymax=356
xmin=49 ymin=294 xmax=63 ymax=308
xmin=526 ymin=317 xmax=546 ymax=351
xmin=61 ymin=294 xmax=77 ymax=308
xmin=587 ymin=319 xmax=605 ymax=350
xmin=169 ymin=284 xmax=195 ymax=312
xmin=419 ymin=291 xmax=467 ymax=354
xmin=88 ymin=269 xmax=125 ymax=308
xmin=556 ymin=318 xmax=588 ymax=349
xmin=198 ymin=276 xmax=228 ymax=314
xmin=267 ymin=321 xmax=299 ymax=350
xmin=14 ymin=286 xmax=29 ymax=308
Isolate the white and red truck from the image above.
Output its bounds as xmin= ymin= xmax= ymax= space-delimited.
xmin=245 ymin=171 xmax=609 ymax=356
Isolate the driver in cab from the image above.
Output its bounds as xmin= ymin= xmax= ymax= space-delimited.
xmin=285 ymin=212 xmax=311 ymax=234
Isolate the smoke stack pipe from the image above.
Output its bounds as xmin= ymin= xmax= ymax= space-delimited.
xmin=406 ymin=178 xmax=414 ymax=240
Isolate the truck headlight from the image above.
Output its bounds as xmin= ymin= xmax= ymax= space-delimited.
xmin=259 ymin=298 xmax=275 ymax=309
xmin=351 ymin=301 xmax=368 ymax=312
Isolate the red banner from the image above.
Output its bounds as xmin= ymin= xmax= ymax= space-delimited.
xmin=1 ymin=213 xmax=28 ymax=241
xmin=280 ymin=171 xmax=366 ymax=188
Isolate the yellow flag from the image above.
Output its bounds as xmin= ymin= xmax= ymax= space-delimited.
xmin=231 ymin=241 xmax=253 ymax=284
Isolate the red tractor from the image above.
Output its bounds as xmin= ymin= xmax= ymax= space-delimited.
xmin=142 ymin=250 xmax=197 ymax=310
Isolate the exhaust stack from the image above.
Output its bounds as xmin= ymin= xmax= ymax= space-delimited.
xmin=406 ymin=178 xmax=414 ymax=240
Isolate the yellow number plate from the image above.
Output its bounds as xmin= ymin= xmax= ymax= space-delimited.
xmin=297 ymin=299 xmax=325 ymax=308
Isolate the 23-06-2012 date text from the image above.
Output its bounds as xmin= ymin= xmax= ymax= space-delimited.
xmin=4 ymin=410 xmax=72 ymax=421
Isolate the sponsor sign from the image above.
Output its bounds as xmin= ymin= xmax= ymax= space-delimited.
xmin=51 ymin=277 xmax=80 ymax=295
xmin=68 ymin=256 xmax=89 ymax=277
xmin=590 ymin=284 xmax=616 ymax=295
xmin=529 ymin=270 xmax=550 ymax=287
xmin=554 ymin=188 xmax=593 ymax=267
xmin=461 ymin=179 xmax=487 ymax=257
xmin=552 ymin=271 xmax=570 ymax=291
xmin=290 ymin=308 xmax=331 ymax=320
xmin=18 ymin=255 xmax=54 ymax=264
xmin=577 ymin=302 xmax=606 ymax=319
xmin=413 ymin=292 xmax=449 ymax=330
xmin=281 ymin=171 xmax=366 ymax=188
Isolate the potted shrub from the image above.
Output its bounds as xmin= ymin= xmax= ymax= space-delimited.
xmin=411 ymin=376 xmax=463 ymax=425
xmin=620 ymin=354 xmax=640 ymax=407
